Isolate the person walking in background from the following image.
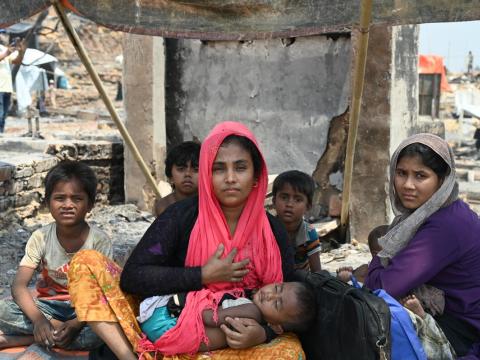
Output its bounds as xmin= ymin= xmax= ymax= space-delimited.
xmin=0 ymin=37 xmax=26 ymax=133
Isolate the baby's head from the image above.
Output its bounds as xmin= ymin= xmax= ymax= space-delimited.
xmin=367 ymin=225 xmax=389 ymax=258
xmin=272 ymin=171 xmax=315 ymax=227
xmin=252 ymin=281 xmax=315 ymax=334
xmin=165 ymin=141 xmax=200 ymax=197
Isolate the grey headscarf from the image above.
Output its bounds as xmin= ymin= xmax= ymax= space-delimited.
xmin=378 ymin=133 xmax=459 ymax=262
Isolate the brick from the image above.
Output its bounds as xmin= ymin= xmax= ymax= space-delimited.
xmin=0 ymin=163 xmax=14 ymax=181
xmin=27 ymin=173 xmax=44 ymax=190
xmin=13 ymin=180 xmax=25 ymax=193
xmin=14 ymin=191 xmax=40 ymax=208
xmin=0 ymin=197 xmax=13 ymax=212
xmin=13 ymin=166 xmax=34 ymax=179
xmin=77 ymin=110 xmax=98 ymax=121
xmin=33 ymin=157 xmax=57 ymax=173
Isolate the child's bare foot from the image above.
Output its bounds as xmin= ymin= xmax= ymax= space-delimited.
xmin=402 ymin=295 xmax=425 ymax=319
xmin=336 ymin=267 xmax=353 ymax=283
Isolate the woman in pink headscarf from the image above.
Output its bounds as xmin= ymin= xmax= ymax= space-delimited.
xmin=68 ymin=122 xmax=298 ymax=359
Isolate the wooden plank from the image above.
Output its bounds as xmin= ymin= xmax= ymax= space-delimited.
xmin=2 ymin=0 xmax=480 ymax=39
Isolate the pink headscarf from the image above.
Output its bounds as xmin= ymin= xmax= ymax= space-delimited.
xmin=146 ymin=122 xmax=283 ymax=355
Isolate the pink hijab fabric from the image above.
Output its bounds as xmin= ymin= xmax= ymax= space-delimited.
xmin=148 ymin=122 xmax=283 ymax=355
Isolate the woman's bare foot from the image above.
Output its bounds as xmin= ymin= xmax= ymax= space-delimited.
xmin=402 ymin=295 xmax=425 ymax=319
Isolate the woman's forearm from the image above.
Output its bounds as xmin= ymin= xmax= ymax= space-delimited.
xmin=120 ymin=264 xmax=203 ymax=296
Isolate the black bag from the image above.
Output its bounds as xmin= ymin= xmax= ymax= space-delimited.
xmin=166 ymin=292 xmax=188 ymax=318
xmin=298 ymin=271 xmax=391 ymax=360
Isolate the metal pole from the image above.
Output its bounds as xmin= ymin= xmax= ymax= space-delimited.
xmin=51 ymin=0 xmax=162 ymax=199
xmin=339 ymin=0 xmax=373 ymax=240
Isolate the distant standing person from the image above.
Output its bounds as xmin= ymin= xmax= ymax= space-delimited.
xmin=474 ymin=126 xmax=480 ymax=153
xmin=0 ymin=38 xmax=26 ymax=133
xmin=467 ymin=51 xmax=474 ymax=74
xmin=153 ymin=141 xmax=200 ymax=217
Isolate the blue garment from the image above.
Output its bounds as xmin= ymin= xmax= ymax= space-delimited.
xmin=0 ymin=92 xmax=11 ymax=133
xmin=374 ymin=289 xmax=427 ymax=360
xmin=349 ymin=277 xmax=427 ymax=360
xmin=140 ymin=306 xmax=178 ymax=342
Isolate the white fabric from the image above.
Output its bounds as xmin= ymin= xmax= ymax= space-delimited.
xmin=22 ymin=48 xmax=57 ymax=66
xmin=138 ymin=295 xmax=173 ymax=323
xmin=15 ymin=65 xmax=48 ymax=111
xmin=221 ymin=297 xmax=252 ymax=309
xmin=0 ymin=45 xmax=17 ymax=93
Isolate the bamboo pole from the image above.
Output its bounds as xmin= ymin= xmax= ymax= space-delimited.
xmin=339 ymin=0 xmax=373 ymax=240
xmin=51 ymin=0 xmax=162 ymax=199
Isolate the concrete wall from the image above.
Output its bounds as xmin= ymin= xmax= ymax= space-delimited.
xmin=123 ymin=28 xmax=419 ymax=242
xmin=123 ymin=34 xmax=167 ymax=211
xmin=390 ymin=25 xmax=420 ymax=156
xmin=350 ymin=25 xmax=419 ymax=241
xmin=164 ymin=35 xmax=351 ymax=175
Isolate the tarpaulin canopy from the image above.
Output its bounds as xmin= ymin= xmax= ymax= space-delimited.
xmin=1 ymin=0 xmax=480 ymax=40
xmin=419 ymin=54 xmax=451 ymax=92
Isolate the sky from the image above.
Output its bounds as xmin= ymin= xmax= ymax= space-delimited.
xmin=419 ymin=21 xmax=480 ymax=73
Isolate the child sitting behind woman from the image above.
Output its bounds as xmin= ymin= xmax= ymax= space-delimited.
xmin=153 ymin=141 xmax=200 ymax=217
xmin=336 ymin=225 xmax=388 ymax=283
xmin=272 ymin=171 xmax=321 ymax=272
xmin=138 ymin=281 xmax=316 ymax=352
xmin=0 ymin=161 xmax=112 ymax=350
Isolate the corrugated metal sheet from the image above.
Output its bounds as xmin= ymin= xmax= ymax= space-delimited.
xmin=1 ymin=0 xmax=480 ymax=40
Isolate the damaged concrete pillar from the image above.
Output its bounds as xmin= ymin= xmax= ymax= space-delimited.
xmin=123 ymin=34 xmax=167 ymax=211
xmin=349 ymin=25 xmax=419 ymax=242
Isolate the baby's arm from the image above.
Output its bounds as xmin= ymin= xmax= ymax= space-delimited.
xmin=308 ymin=253 xmax=322 ymax=272
xmin=202 ymin=303 xmax=262 ymax=327
xmin=12 ymin=266 xmax=56 ymax=346
xmin=199 ymin=327 xmax=228 ymax=352
xmin=306 ymin=227 xmax=322 ymax=272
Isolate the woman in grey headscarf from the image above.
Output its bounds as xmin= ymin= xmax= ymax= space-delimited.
xmin=364 ymin=133 xmax=480 ymax=359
